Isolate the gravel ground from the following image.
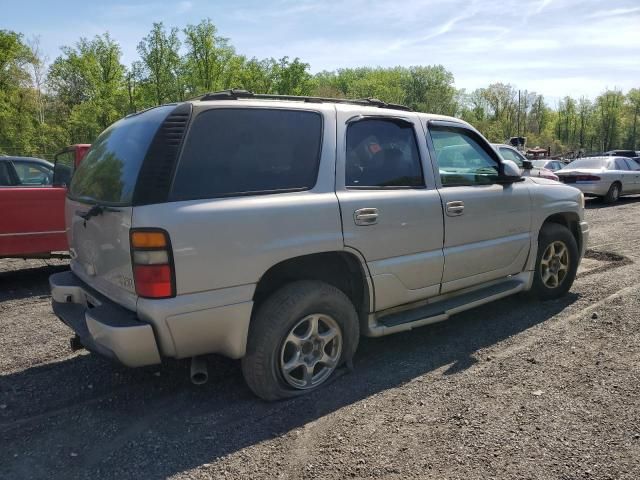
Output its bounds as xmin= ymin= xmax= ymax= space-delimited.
xmin=1 ymin=198 xmax=639 ymax=480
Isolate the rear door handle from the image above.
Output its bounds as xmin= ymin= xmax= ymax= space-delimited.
xmin=354 ymin=208 xmax=379 ymax=226
xmin=446 ymin=200 xmax=464 ymax=217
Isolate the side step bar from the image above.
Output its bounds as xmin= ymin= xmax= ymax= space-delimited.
xmin=366 ymin=279 xmax=526 ymax=337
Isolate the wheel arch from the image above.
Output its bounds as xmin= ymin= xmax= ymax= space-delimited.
xmin=252 ymin=251 xmax=372 ymax=319
xmin=542 ymin=212 xmax=582 ymax=253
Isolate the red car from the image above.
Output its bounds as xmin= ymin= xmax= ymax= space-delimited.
xmin=0 ymin=145 xmax=90 ymax=258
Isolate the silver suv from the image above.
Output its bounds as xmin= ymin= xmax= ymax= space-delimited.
xmin=50 ymin=91 xmax=589 ymax=400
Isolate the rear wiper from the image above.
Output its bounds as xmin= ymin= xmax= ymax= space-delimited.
xmin=78 ymin=204 xmax=120 ymax=222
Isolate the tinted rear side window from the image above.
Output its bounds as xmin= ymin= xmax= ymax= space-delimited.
xmin=69 ymin=105 xmax=175 ymax=205
xmin=171 ymin=108 xmax=322 ymax=201
xmin=346 ymin=119 xmax=424 ymax=188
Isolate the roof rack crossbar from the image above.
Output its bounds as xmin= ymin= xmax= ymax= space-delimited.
xmin=195 ymin=89 xmax=412 ymax=111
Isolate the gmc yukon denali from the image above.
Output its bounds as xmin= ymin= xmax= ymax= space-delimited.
xmin=50 ymin=90 xmax=589 ymax=400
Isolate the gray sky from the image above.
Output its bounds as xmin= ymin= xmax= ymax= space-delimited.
xmin=4 ymin=0 xmax=639 ymax=101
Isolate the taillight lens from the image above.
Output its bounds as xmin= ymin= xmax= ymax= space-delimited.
xmin=540 ymin=170 xmax=559 ymax=181
xmin=130 ymin=229 xmax=175 ymax=299
xmin=576 ymin=175 xmax=601 ymax=181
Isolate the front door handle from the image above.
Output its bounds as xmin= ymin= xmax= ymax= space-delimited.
xmin=354 ymin=208 xmax=379 ymax=226
xmin=446 ymin=200 xmax=464 ymax=217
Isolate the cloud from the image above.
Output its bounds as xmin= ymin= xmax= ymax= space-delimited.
xmin=585 ymin=6 xmax=640 ymax=18
xmin=534 ymin=0 xmax=554 ymax=14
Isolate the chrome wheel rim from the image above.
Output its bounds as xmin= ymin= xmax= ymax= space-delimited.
xmin=540 ymin=240 xmax=570 ymax=288
xmin=279 ymin=314 xmax=342 ymax=390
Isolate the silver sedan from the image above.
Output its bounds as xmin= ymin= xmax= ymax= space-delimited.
xmin=556 ymin=156 xmax=640 ymax=203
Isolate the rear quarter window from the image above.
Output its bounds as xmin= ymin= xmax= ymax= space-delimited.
xmin=170 ymin=108 xmax=323 ymax=201
xmin=69 ymin=105 xmax=175 ymax=205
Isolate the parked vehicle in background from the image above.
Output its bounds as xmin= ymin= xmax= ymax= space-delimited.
xmin=53 ymin=144 xmax=91 ymax=186
xmin=0 ymin=145 xmax=90 ymax=258
xmin=556 ymin=156 xmax=640 ymax=203
xmin=603 ymin=150 xmax=638 ymax=158
xmin=531 ymin=159 xmax=565 ymax=172
xmin=50 ymin=91 xmax=588 ymax=400
xmin=492 ymin=144 xmax=559 ymax=181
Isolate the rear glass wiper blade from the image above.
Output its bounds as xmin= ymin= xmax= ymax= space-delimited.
xmin=78 ymin=204 xmax=120 ymax=221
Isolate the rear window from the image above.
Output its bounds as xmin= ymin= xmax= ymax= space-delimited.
xmin=170 ymin=108 xmax=322 ymax=201
xmin=566 ymin=158 xmax=607 ymax=169
xmin=69 ymin=105 xmax=175 ymax=205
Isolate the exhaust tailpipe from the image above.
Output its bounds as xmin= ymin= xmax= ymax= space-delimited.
xmin=190 ymin=356 xmax=208 ymax=385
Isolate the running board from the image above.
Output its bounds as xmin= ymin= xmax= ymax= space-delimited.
xmin=366 ymin=279 xmax=525 ymax=337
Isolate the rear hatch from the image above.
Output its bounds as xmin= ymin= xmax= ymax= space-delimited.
xmin=66 ymin=105 xmax=182 ymax=310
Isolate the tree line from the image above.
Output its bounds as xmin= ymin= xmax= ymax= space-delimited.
xmin=1 ymin=21 xmax=639 ymax=160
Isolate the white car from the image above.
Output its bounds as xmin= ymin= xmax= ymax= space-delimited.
xmin=492 ymin=144 xmax=559 ymax=181
xmin=556 ymin=156 xmax=640 ymax=203
xmin=531 ymin=159 xmax=565 ymax=172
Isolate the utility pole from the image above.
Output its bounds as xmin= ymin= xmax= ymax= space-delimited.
xmin=517 ymin=90 xmax=521 ymax=141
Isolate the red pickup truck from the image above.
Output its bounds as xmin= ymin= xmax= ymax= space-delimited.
xmin=0 ymin=145 xmax=90 ymax=258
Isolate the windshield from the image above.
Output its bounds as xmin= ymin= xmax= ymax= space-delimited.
xmin=69 ymin=105 xmax=174 ymax=205
xmin=565 ymin=158 xmax=608 ymax=169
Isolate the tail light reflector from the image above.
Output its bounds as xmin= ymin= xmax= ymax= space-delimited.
xmin=130 ymin=229 xmax=175 ymax=299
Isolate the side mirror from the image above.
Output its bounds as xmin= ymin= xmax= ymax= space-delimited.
xmin=52 ymin=163 xmax=72 ymax=187
xmin=522 ymin=160 xmax=533 ymax=170
xmin=498 ymin=159 xmax=524 ymax=184
xmin=52 ymin=149 xmax=75 ymax=188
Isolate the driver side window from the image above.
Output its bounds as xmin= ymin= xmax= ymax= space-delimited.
xmin=13 ymin=161 xmax=52 ymax=186
xmin=429 ymin=127 xmax=499 ymax=187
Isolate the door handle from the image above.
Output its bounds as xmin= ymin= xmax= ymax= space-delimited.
xmin=446 ymin=200 xmax=464 ymax=217
xmin=354 ymin=208 xmax=379 ymax=226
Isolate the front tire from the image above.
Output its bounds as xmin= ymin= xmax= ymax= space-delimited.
xmin=241 ymin=281 xmax=359 ymax=401
xmin=530 ymin=223 xmax=579 ymax=300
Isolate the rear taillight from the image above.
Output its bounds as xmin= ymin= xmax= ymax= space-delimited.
xmin=540 ymin=169 xmax=559 ymax=181
xmin=576 ymin=175 xmax=601 ymax=181
xmin=130 ymin=229 xmax=175 ymax=298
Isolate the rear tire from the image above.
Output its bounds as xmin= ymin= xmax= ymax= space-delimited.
xmin=604 ymin=182 xmax=621 ymax=203
xmin=241 ymin=280 xmax=359 ymax=401
xmin=530 ymin=223 xmax=579 ymax=300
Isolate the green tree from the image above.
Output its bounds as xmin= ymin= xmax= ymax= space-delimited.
xmin=273 ymin=57 xmax=312 ymax=95
xmin=0 ymin=30 xmax=39 ymax=156
xmin=183 ymin=19 xmax=236 ymax=94
xmin=624 ymin=89 xmax=640 ymax=150
xmin=137 ymin=23 xmax=183 ymax=105
xmin=48 ymin=33 xmax=127 ymax=142
xmin=595 ymin=89 xmax=624 ymax=151
xmin=401 ymin=65 xmax=457 ymax=115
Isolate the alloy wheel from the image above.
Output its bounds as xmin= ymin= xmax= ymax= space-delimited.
xmin=279 ymin=314 xmax=342 ymax=390
xmin=540 ymin=240 xmax=570 ymax=288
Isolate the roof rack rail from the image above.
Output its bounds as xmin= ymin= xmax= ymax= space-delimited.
xmin=195 ymin=89 xmax=412 ymax=112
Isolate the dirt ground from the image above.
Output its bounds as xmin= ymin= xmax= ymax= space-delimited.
xmin=1 ymin=198 xmax=639 ymax=480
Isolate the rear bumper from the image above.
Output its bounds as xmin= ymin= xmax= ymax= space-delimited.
xmin=50 ymin=270 xmax=255 ymax=365
xmin=569 ymin=182 xmax=610 ymax=197
xmin=50 ymin=271 xmax=161 ymax=367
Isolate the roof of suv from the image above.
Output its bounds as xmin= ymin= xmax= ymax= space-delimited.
xmin=187 ymin=89 xmax=471 ymax=128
